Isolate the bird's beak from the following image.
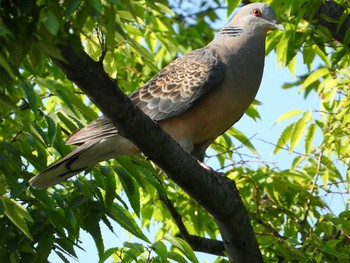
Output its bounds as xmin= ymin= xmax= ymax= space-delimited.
xmin=272 ymin=20 xmax=285 ymax=31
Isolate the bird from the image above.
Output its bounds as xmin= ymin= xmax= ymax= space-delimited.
xmin=29 ymin=2 xmax=284 ymax=189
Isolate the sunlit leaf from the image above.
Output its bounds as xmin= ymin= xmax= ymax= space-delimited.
xmin=301 ymin=68 xmax=329 ymax=92
xmin=110 ymin=203 xmax=150 ymax=243
xmin=228 ymin=127 xmax=259 ymax=157
xmin=290 ymin=111 xmax=312 ymax=153
xmin=164 ymin=236 xmax=199 ymax=263
xmin=274 ymin=122 xmax=294 ymax=154
xmin=305 ymin=123 xmax=316 ymax=155
xmin=152 ymin=240 xmax=167 ymax=259
xmin=275 ymin=109 xmax=303 ymax=124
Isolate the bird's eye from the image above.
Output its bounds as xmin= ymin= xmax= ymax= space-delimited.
xmin=252 ymin=8 xmax=261 ymax=17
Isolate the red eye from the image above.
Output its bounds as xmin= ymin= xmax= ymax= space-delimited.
xmin=253 ymin=8 xmax=261 ymax=17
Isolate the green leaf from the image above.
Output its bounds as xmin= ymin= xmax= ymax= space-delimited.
xmin=45 ymin=115 xmax=57 ymax=145
xmin=116 ymin=10 xmax=135 ymax=21
xmin=290 ymin=112 xmax=312 ymax=152
xmin=274 ymin=123 xmax=294 ymax=154
xmin=164 ymin=236 xmax=199 ymax=263
xmin=152 ymin=240 xmax=167 ymax=259
xmin=301 ymin=68 xmax=329 ymax=92
xmin=3 ymin=197 xmax=33 ymax=240
xmin=264 ymin=178 xmax=282 ymax=205
xmin=123 ymin=242 xmax=144 ymax=252
xmin=114 ymin=166 xmax=140 ymax=217
xmin=127 ymin=37 xmax=158 ymax=71
xmin=339 ymin=210 xmax=350 ymax=219
xmin=56 ymin=111 xmax=79 ymax=133
xmin=55 ymin=236 xmax=78 ymax=258
xmin=110 ymin=203 xmax=150 ymax=243
xmin=305 ymin=123 xmax=316 ymax=155
xmin=66 ymin=0 xmax=82 ymax=18
xmin=69 ymin=195 xmax=89 ymax=209
xmin=228 ymin=127 xmax=259 ymax=157
xmin=88 ymin=0 xmax=101 ymax=12
xmin=303 ymin=44 xmax=317 ymax=71
xmin=55 ymin=251 xmax=70 ymax=263
xmin=0 ymin=53 xmax=16 ymax=79
xmin=37 ymin=41 xmax=63 ymax=61
xmin=19 ymin=80 xmax=38 ymax=115
xmin=121 ymin=242 xmax=145 ymax=262
xmin=315 ymin=44 xmax=330 ymax=67
xmin=227 ymin=0 xmax=240 ymax=17
xmin=275 ymin=110 xmax=303 ymax=124
xmin=321 ymin=169 xmax=329 ymax=187
xmin=287 ymin=54 xmax=297 ymax=77
xmin=99 ymin=247 xmax=118 ymax=263
xmin=347 ymin=168 xmax=350 ymax=192
xmin=245 ymin=100 xmax=261 ymax=121
xmin=43 ymin=10 xmax=60 ymax=35
xmin=167 ymin=251 xmax=188 ymax=263
xmin=82 ymin=205 xmax=104 ymax=257
xmin=37 ymin=230 xmax=55 ymax=259
xmin=0 ymin=199 xmax=4 ymax=214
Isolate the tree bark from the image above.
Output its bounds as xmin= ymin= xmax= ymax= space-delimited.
xmin=316 ymin=1 xmax=350 ymax=45
xmin=53 ymin=40 xmax=263 ymax=263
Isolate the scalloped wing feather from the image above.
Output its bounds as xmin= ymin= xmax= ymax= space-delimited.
xmin=67 ymin=47 xmax=225 ymax=146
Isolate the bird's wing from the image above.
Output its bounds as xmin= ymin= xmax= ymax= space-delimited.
xmin=67 ymin=47 xmax=225 ymax=145
xmin=130 ymin=47 xmax=225 ymax=121
xmin=66 ymin=115 xmax=118 ymax=145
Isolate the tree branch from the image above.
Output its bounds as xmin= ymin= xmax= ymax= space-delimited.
xmin=316 ymin=1 xmax=350 ymax=46
xmin=160 ymin=193 xmax=226 ymax=256
xmin=52 ymin=38 xmax=263 ymax=263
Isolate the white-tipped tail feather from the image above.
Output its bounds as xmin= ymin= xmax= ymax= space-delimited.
xmin=29 ymin=135 xmax=138 ymax=189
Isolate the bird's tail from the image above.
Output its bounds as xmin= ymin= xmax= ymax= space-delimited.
xmin=29 ymin=135 xmax=138 ymax=189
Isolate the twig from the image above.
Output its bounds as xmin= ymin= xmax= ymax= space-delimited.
xmin=300 ymin=151 xmax=323 ymax=244
xmin=250 ymin=214 xmax=287 ymax=240
xmin=256 ymin=138 xmax=307 ymax=157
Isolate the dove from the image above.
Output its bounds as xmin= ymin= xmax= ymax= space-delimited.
xmin=29 ymin=2 xmax=284 ymax=188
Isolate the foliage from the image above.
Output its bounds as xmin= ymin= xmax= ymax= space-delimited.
xmin=0 ymin=0 xmax=349 ymax=262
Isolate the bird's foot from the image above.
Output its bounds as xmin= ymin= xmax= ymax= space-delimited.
xmin=197 ymin=160 xmax=212 ymax=171
xmin=197 ymin=160 xmax=225 ymax=177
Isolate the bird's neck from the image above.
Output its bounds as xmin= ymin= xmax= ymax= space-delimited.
xmin=210 ymin=30 xmax=267 ymax=60
xmin=215 ymin=25 xmax=244 ymax=39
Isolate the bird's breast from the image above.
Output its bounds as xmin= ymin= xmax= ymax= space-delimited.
xmin=159 ymin=41 xmax=265 ymax=148
xmin=159 ymin=77 xmax=259 ymax=146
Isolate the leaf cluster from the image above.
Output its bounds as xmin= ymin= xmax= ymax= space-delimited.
xmin=0 ymin=0 xmax=349 ymax=262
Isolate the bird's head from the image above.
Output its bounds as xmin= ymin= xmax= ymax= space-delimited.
xmin=230 ymin=3 xmax=285 ymax=34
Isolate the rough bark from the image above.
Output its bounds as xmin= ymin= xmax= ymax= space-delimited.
xmin=316 ymin=1 xmax=350 ymax=45
xmin=53 ymin=40 xmax=263 ymax=263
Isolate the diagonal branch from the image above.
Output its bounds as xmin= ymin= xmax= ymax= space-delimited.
xmin=52 ymin=37 xmax=263 ymax=263
xmin=316 ymin=1 xmax=350 ymax=46
xmin=159 ymin=193 xmax=226 ymax=256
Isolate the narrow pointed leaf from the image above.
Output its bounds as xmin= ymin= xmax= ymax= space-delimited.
xmin=3 ymin=197 xmax=33 ymax=241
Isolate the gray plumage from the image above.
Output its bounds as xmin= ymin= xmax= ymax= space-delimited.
xmin=29 ymin=3 xmax=284 ymax=188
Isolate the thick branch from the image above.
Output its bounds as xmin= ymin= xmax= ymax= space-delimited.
xmin=53 ymin=39 xmax=263 ymax=263
xmin=317 ymin=1 xmax=350 ymax=45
